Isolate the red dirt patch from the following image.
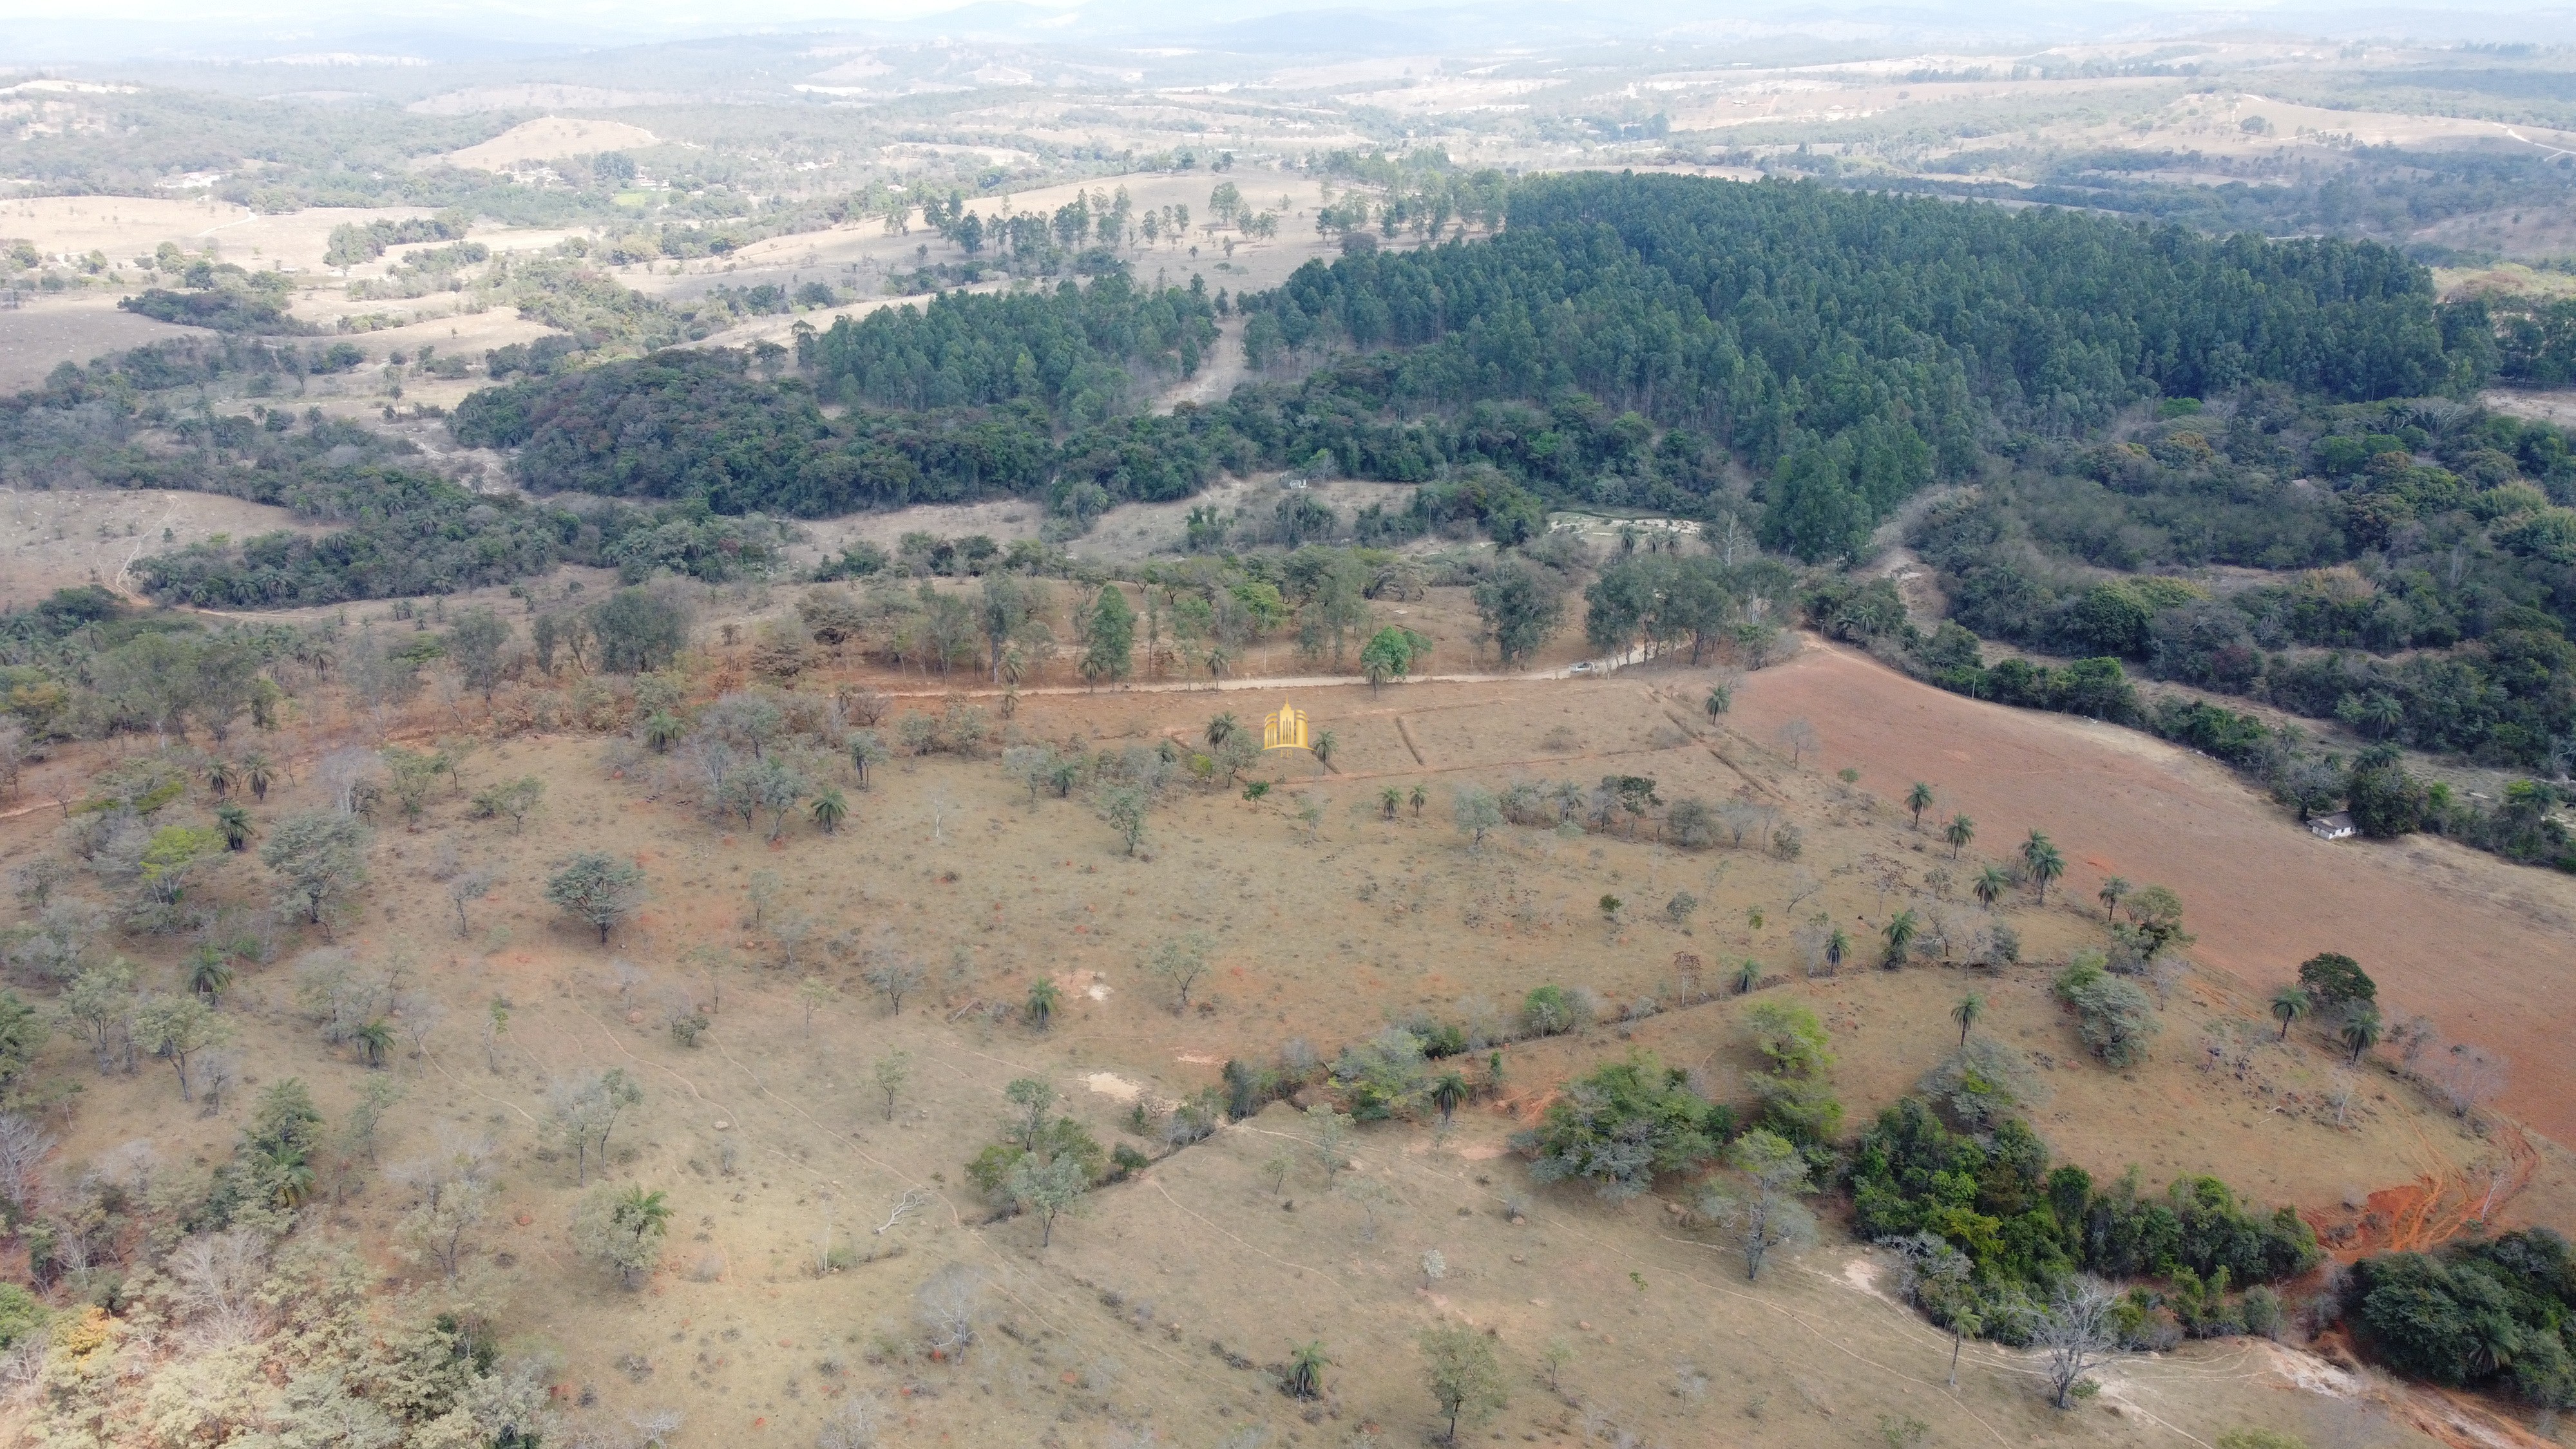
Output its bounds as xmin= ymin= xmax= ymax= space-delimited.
xmin=1730 ymin=639 xmax=2576 ymax=1151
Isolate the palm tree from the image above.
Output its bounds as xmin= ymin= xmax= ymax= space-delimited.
xmin=1364 ymin=654 xmax=1396 ymax=694
xmin=2022 ymin=831 xmax=2065 ymax=905
xmin=1380 ymin=787 xmax=1402 ymax=820
xmin=1882 ymin=909 xmax=1920 ymax=967
xmin=1205 ymin=644 xmax=1232 ymax=688
xmin=1704 ymin=684 xmax=1731 ymax=719
xmin=1430 ymin=1070 xmax=1469 ymax=1124
xmin=1824 ymin=928 xmax=1849 ymax=972
xmin=2271 ymin=985 xmax=2311 ymax=1042
xmin=1027 ymin=978 xmax=1062 ymax=1032
xmin=1951 ymin=992 xmax=1985 ymax=1047
xmin=2097 ymin=876 xmax=2130 ymax=923
xmin=1732 ymin=959 xmax=1763 ymax=995
xmin=1944 ymin=813 xmax=1975 ymax=859
xmin=205 ymin=757 xmax=237 ymax=799
xmin=187 ymin=945 xmax=235 ymax=1005
xmin=1286 ymin=1340 xmax=1331 ymax=1400
xmin=810 ymin=786 xmax=848 ymax=835
xmin=615 ymin=1184 xmax=673 ymax=1233
xmin=1906 ymin=782 xmax=1935 ymax=831
xmin=1312 ymin=730 xmax=1335 ymax=768
xmin=353 ymin=1018 xmax=396 ymax=1068
xmin=1409 ymin=783 xmax=1428 ymax=817
xmin=215 ymin=803 xmax=254 ymax=851
xmin=2357 ymin=691 xmax=2405 ymax=740
xmin=1206 ymin=713 xmax=1238 ymax=748
xmin=643 ymin=712 xmax=688 ymax=752
xmin=242 ymin=752 xmax=275 ymax=802
xmin=260 ymin=1146 xmax=316 ymax=1208
xmin=1973 ymin=866 xmax=2010 ymax=909
xmin=2340 ymin=1005 xmax=2383 ymax=1064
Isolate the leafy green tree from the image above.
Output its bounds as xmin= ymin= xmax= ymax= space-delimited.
xmin=1005 ymin=1151 xmax=1089 ymax=1248
xmin=470 ymin=777 xmax=544 ymax=832
xmin=1081 ymin=585 xmax=1134 ymax=685
xmin=260 ymin=810 xmax=370 ymax=930
xmin=1102 ymin=786 xmax=1149 ymax=857
xmin=587 ymin=589 xmax=691 ymax=674
xmin=1705 ymin=683 xmax=1732 ymax=718
xmin=1471 ymin=559 xmax=1565 ymax=668
xmin=1523 ymin=1052 xmax=1730 ymax=1200
xmin=546 ymin=851 xmax=647 ymax=943
xmin=446 ymin=607 xmax=511 ymax=701
xmin=873 ymin=1050 xmax=911 ymax=1121
xmin=1744 ymin=999 xmax=1840 ymax=1144
xmin=135 ymin=993 xmax=229 ymax=1100
xmin=1451 ymin=785 xmax=1503 ymax=848
xmin=2297 ymin=952 xmax=2376 ymax=1014
xmin=2055 ymin=957 xmax=2160 ymax=1066
xmin=1360 ymin=626 xmax=1430 ymax=693
xmin=1004 ymin=1077 xmax=1060 ymax=1150
xmin=574 ymin=1182 xmax=672 ymax=1288
xmin=0 ymin=989 xmax=48 ymax=1092
xmin=1419 ymin=1324 xmax=1507 ymax=1444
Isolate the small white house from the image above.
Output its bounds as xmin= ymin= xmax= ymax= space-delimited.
xmin=2308 ymin=811 xmax=2357 ymax=841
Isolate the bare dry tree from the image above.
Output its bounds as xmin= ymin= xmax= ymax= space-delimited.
xmin=2028 ymin=1276 xmax=2119 ymax=1408
xmin=915 ymin=1263 xmax=984 ymax=1359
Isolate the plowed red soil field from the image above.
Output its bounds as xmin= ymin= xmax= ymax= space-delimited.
xmin=1732 ymin=638 xmax=2576 ymax=1149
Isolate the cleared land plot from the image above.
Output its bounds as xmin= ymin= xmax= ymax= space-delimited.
xmin=1728 ymin=638 xmax=2576 ymax=1149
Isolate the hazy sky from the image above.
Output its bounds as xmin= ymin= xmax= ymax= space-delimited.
xmin=5 ymin=0 xmax=2564 ymax=61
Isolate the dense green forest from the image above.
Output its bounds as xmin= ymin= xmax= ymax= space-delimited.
xmin=436 ymin=173 xmax=2485 ymax=565
xmin=0 ymin=337 xmax=788 ymax=607
xmin=1893 ymin=392 xmax=2576 ymax=774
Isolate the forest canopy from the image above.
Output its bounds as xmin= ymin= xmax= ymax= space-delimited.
xmin=435 ymin=173 xmax=2487 ymax=567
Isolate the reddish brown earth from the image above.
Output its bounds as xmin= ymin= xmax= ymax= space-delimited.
xmin=1730 ymin=638 xmax=2576 ymax=1150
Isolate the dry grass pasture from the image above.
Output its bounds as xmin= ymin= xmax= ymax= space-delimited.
xmin=0 ymin=615 xmax=2564 ymax=1449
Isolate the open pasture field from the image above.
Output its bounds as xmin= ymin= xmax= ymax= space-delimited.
xmin=0 ymin=623 xmax=2556 ymax=1448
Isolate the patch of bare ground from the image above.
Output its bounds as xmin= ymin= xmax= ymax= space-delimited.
xmin=0 ymin=293 xmax=200 ymax=392
xmin=0 ymin=486 xmax=326 ymax=611
xmin=1727 ymin=636 xmax=2576 ymax=1154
